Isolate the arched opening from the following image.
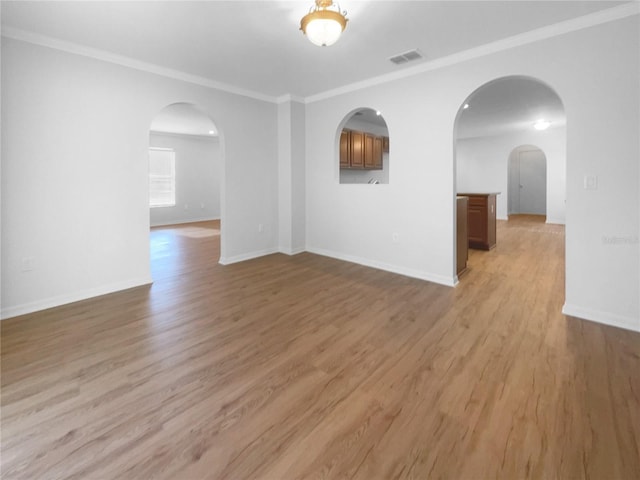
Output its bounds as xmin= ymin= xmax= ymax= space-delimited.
xmin=148 ymin=102 xmax=223 ymax=279
xmin=337 ymin=107 xmax=390 ymax=184
xmin=453 ymin=75 xmax=566 ymax=279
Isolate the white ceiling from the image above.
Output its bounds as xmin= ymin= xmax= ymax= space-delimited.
xmin=456 ymin=76 xmax=566 ymax=139
xmin=1 ymin=0 xmax=628 ymax=99
xmin=2 ymin=1 xmax=631 ymax=137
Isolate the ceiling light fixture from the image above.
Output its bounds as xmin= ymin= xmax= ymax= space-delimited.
xmin=300 ymin=0 xmax=348 ymax=47
xmin=533 ymin=119 xmax=551 ymax=131
xmin=463 ymin=103 xmax=470 ymax=110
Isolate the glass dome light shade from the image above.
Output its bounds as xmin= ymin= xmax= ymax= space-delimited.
xmin=300 ymin=9 xmax=347 ymax=47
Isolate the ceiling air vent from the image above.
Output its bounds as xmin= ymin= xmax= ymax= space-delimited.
xmin=389 ymin=49 xmax=423 ymax=65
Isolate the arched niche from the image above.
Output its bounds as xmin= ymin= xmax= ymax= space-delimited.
xmin=337 ymin=108 xmax=390 ymax=185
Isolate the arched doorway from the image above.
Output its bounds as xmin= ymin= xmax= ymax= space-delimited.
xmin=453 ymin=75 xmax=566 ymax=278
xmin=148 ymin=103 xmax=223 ymax=278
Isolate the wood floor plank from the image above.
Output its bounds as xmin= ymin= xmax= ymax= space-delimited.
xmin=2 ymin=216 xmax=639 ymax=479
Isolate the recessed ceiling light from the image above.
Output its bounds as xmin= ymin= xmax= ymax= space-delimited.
xmin=463 ymin=103 xmax=470 ymax=110
xmin=208 ymin=130 xmax=215 ymax=135
xmin=533 ymin=119 xmax=551 ymax=131
xmin=376 ymin=110 xmax=381 ymax=116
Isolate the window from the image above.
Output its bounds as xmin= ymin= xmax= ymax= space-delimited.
xmin=149 ymin=148 xmax=175 ymax=207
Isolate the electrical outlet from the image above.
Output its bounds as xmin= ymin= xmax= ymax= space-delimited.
xmin=392 ymin=233 xmax=400 ymax=243
xmin=584 ymin=175 xmax=598 ymax=190
xmin=21 ymin=256 xmax=35 ymax=272
xmin=258 ymin=224 xmax=264 ymax=233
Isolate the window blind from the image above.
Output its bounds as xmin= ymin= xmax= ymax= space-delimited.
xmin=149 ymin=148 xmax=176 ymax=207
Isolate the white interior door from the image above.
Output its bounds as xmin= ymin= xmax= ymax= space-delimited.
xmin=518 ymin=150 xmax=546 ymax=215
xmin=509 ymin=148 xmax=547 ymax=216
xmin=508 ymin=156 xmax=521 ymax=214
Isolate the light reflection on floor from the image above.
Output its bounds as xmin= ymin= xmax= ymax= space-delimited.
xmin=174 ymin=227 xmax=220 ymax=238
xmin=149 ymin=221 xmax=220 ymax=279
xmin=147 ymin=221 xmax=221 ymax=325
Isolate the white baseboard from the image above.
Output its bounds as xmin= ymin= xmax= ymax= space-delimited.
xmin=562 ymin=303 xmax=640 ymax=333
xmin=278 ymin=246 xmax=305 ymax=256
xmin=306 ymin=247 xmax=456 ymax=287
xmin=546 ymin=217 xmax=566 ymax=225
xmin=0 ymin=276 xmax=153 ymax=320
xmin=219 ymin=247 xmax=279 ymax=265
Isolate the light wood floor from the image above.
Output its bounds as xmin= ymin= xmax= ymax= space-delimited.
xmin=2 ymin=216 xmax=639 ymax=479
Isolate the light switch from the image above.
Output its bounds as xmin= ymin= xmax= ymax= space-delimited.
xmin=584 ymin=175 xmax=598 ymax=190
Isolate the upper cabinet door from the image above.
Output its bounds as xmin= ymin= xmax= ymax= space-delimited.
xmin=340 ymin=130 xmax=350 ymax=168
xmin=372 ymin=136 xmax=383 ymax=169
xmin=350 ymin=130 xmax=364 ymax=168
xmin=363 ymin=133 xmax=376 ymax=169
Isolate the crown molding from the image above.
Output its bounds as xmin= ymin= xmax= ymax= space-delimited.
xmin=276 ymin=94 xmax=306 ymax=104
xmin=305 ymin=2 xmax=640 ymax=103
xmin=0 ymin=26 xmax=278 ymax=104
xmin=2 ymin=2 xmax=637 ymax=105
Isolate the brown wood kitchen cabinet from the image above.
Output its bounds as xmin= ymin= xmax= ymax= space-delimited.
xmin=340 ymin=129 xmax=383 ymax=170
xmin=456 ymin=196 xmax=469 ymax=275
xmin=339 ymin=130 xmax=350 ymax=168
xmin=458 ymin=193 xmax=499 ymax=250
xmin=364 ymin=134 xmax=383 ymax=169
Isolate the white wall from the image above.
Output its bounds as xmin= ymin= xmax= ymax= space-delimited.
xmin=305 ymin=16 xmax=639 ymax=331
xmin=277 ymin=101 xmax=293 ymax=253
xmin=290 ymin=101 xmax=307 ymax=253
xmin=456 ymin=126 xmax=566 ymax=223
xmin=277 ymin=99 xmax=306 ymax=255
xmin=560 ymin=17 xmax=639 ymax=331
xmin=149 ymin=133 xmax=221 ymax=226
xmin=1 ymin=37 xmax=279 ymax=318
xmin=306 ymin=76 xmax=460 ymax=287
